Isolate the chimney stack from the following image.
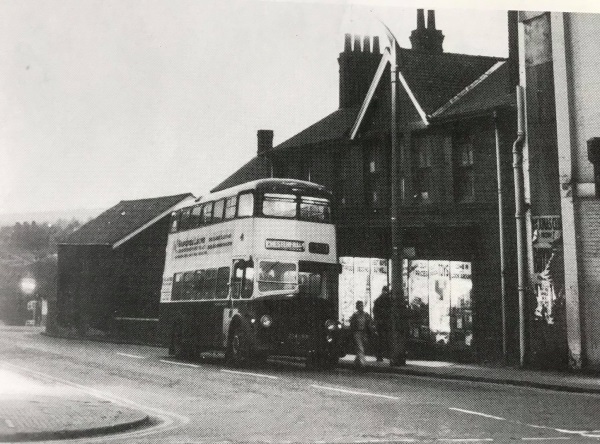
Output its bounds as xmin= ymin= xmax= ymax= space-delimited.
xmin=257 ymin=129 xmax=273 ymax=155
xmin=507 ymin=11 xmax=520 ymax=91
xmin=410 ymin=9 xmax=444 ymax=53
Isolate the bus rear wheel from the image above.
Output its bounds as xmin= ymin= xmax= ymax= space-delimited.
xmin=226 ymin=324 xmax=250 ymax=367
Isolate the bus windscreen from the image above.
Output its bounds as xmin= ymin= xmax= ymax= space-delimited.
xmin=258 ymin=261 xmax=297 ymax=292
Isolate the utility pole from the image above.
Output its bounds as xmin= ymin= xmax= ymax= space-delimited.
xmin=381 ymin=21 xmax=406 ymax=366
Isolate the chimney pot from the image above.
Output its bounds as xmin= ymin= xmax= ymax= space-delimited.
xmin=353 ymin=34 xmax=361 ymax=52
xmin=427 ymin=10 xmax=436 ymax=29
xmin=372 ymin=36 xmax=380 ymax=54
xmin=344 ymin=33 xmax=352 ymax=52
xmin=257 ymin=130 xmax=273 ymax=155
xmin=363 ymin=36 xmax=370 ymax=52
xmin=417 ymin=9 xmax=425 ymax=29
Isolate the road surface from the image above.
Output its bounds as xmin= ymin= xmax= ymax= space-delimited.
xmin=0 ymin=326 xmax=599 ymax=443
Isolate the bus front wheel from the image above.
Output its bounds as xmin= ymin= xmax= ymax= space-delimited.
xmin=226 ymin=324 xmax=250 ymax=367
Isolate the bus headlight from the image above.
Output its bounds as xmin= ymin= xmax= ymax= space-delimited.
xmin=260 ymin=315 xmax=273 ymax=328
xmin=325 ymin=320 xmax=336 ymax=331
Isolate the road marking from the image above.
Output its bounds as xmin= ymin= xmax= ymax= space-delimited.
xmin=116 ymin=352 xmax=145 ymax=359
xmin=310 ymin=384 xmax=400 ymax=400
xmin=438 ymin=439 xmax=493 ymax=442
xmin=220 ymin=369 xmax=278 ymax=379
xmin=4 ymin=419 xmax=14 ymax=428
xmin=522 ymin=438 xmax=571 ymax=441
xmin=159 ymin=359 xmax=200 ymax=368
xmin=448 ymin=407 xmax=505 ymax=421
xmin=350 ymin=440 xmax=416 ymax=443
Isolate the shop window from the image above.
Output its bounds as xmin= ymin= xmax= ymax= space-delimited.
xmin=224 ymin=196 xmax=237 ymax=219
xmin=405 ymin=259 xmax=473 ymax=347
xmin=413 ymin=138 xmax=432 ymax=201
xmin=453 ymin=134 xmax=475 ymax=202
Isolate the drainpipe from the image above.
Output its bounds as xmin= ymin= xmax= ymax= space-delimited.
xmin=494 ymin=111 xmax=508 ymax=363
xmin=513 ymin=86 xmax=527 ymax=367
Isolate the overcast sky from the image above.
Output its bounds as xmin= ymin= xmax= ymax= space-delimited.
xmin=0 ymin=0 xmax=564 ymax=215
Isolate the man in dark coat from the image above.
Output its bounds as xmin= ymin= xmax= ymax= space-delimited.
xmin=373 ymin=286 xmax=392 ymax=362
xmin=349 ymin=301 xmax=373 ymax=369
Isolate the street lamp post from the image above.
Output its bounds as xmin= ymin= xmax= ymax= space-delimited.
xmin=380 ymin=21 xmax=407 ymax=366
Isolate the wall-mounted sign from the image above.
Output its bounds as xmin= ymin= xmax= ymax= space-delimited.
xmin=532 ymin=215 xmax=562 ymax=249
xmin=265 ymin=238 xmax=305 ymax=252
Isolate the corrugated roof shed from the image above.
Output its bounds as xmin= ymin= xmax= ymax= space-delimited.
xmin=62 ymin=193 xmax=193 ymax=246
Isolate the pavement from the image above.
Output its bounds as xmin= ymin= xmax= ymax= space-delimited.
xmin=0 ymin=368 xmax=150 ymax=442
xmin=339 ymin=354 xmax=600 ymax=394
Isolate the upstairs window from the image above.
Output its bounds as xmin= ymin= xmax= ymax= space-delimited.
xmin=413 ymin=138 xmax=432 ymax=201
xmin=454 ymin=134 xmax=475 ymax=202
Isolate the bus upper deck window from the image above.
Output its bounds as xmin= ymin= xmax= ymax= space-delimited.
xmin=180 ymin=208 xmax=192 ymax=231
xmin=202 ymin=202 xmax=213 ymax=224
xmin=300 ymin=196 xmax=331 ymax=222
xmin=170 ymin=211 xmax=180 ymax=233
xmin=262 ymin=193 xmax=297 ymax=218
xmin=191 ymin=204 xmax=203 ymax=228
xmin=224 ymin=196 xmax=237 ymax=219
xmin=213 ymin=199 xmax=225 ymax=223
xmin=237 ymin=192 xmax=254 ymax=217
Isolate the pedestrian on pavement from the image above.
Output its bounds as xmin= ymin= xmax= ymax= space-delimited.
xmin=373 ymin=285 xmax=392 ymax=362
xmin=349 ymin=300 xmax=373 ymax=370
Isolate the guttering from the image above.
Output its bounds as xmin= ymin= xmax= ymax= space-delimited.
xmin=513 ymin=85 xmax=527 ymax=367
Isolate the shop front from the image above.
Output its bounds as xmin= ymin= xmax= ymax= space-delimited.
xmin=339 ymin=256 xmax=474 ymax=358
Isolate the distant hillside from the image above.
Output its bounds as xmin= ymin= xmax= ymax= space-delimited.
xmin=0 ymin=208 xmax=105 ymax=226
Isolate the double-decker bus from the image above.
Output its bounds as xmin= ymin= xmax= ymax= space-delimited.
xmin=158 ymin=178 xmax=342 ymax=367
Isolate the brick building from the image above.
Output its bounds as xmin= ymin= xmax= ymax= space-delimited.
xmin=519 ymin=11 xmax=600 ymax=370
xmin=56 ymin=193 xmax=193 ymax=342
xmin=214 ymin=11 xmax=519 ymax=363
